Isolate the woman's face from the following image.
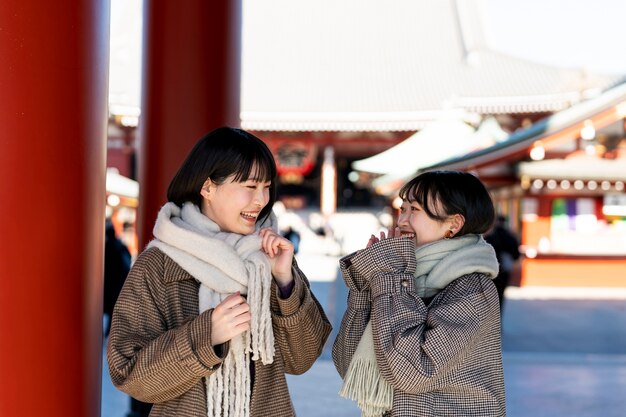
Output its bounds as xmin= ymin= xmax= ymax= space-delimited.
xmin=200 ymin=173 xmax=271 ymax=235
xmin=397 ymin=199 xmax=456 ymax=248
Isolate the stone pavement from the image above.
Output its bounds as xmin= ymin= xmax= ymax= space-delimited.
xmin=102 ymin=255 xmax=626 ymax=417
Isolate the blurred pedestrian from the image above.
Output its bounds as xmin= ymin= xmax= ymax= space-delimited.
xmin=333 ymin=170 xmax=505 ymax=417
xmin=485 ymin=215 xmax=520 ymax=311
xmin=282 ymin=226 xmax=301 ymax=254
xmin=107 ymin=127 xmax=331 ymax=417
xmin=103 ymin=219 xmax=131 ymax=338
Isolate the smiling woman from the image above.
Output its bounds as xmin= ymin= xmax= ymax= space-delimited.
xmin=333 ymin=170 xmax=503 ymax=417
xmin=106 ymin=127 xmax=331 ymax=417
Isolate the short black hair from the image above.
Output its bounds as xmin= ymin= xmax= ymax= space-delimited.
xmin=399 ymin=170 xmax=494 ymax=236
xmin=167 ymin=127 xmax=277 ymax=224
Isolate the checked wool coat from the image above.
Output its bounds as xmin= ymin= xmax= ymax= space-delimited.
xmin=107 ymin=247 xmax=331 ymax=417
xmin=332 ymin=238 xmax=506 ymax=417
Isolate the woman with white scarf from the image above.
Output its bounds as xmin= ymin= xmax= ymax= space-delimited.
xmin=107 ymin=127 xmax=332 ymax=417
xmin=333 ymin=170 xmax=506 ymax=417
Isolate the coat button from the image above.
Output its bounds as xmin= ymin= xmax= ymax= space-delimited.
xmin=401 ymin=279 xmax=409 ymax=287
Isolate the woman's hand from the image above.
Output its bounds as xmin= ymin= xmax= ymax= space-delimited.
xmin=366 ymin=226 xmax=402 ymax=248
xmin=210 ymin=292 xmax=251 ymax=346
xmin=259 ymin=228 xmax=294 ymax=287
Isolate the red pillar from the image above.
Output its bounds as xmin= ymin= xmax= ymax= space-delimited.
xmin=0 ymin=1 xmax=109 ymax=416
xmin=138 ymin=0 xmax=242 ymax=249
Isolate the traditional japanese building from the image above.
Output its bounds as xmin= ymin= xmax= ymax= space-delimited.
xmin=240 ymin=0 xmax=617 ymax=211
xmin=105 ymin=0 xmax=621 ymax=260
xmin=424 ymin=80 xmax=626 ymax=287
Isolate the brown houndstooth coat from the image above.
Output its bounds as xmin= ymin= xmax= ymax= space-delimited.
xmin=332 ymin=238 xmax=506 ymax=417
xmin=107 ymin=247 xmax=331 ymax=417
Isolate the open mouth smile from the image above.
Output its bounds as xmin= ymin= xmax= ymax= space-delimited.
xmin=241 ymin=211 xmax=259 ymax=222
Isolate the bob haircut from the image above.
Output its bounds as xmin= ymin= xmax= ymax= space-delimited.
xmin=398 ymin=170 xmax=494 ymax=236
xmin=167 ymin=127 xmax=278 ymax=224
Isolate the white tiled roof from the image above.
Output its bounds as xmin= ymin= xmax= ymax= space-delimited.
xmin=241 ymin=0 xmax=617 ymax=131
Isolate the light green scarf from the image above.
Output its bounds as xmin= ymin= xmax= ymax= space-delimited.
xmin=339 ymin=235 xmax=498 ymax=417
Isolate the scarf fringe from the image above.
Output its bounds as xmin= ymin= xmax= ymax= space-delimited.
xmin=207 ymin=334 xmax=251 ymax=417
xmin=246 ymin=259 xmax=275 ymax=363
xmin=339 ymin=355 xmax=393 ymax=417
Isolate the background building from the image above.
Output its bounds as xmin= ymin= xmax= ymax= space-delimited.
xmin=426 ymin=80 xmax=626 ymax=287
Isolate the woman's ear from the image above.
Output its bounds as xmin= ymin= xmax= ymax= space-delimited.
xmin=200 ymin=178 xmax=213 ymax=199
xmin=450 ymin=213 xmax=465 ymax=234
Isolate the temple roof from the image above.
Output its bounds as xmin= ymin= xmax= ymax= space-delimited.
xmin=241 ymin=0 xmax=618 ymax=132
xmin=424 ymin=80 xmax=626 ymax=171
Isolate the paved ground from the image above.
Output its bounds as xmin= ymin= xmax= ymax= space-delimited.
xmin=102 ymin=254 xmax=626 ymax=417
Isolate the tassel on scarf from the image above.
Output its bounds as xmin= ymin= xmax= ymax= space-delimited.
xmin=339 ymin=322 xmax=393 ymax=417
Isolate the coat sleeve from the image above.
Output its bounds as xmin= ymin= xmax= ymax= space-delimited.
xmin=369 ymin=268 xmax=498 ymax=394
xmin=270 ymin=259 xmax=332 ymax=375
xmin=106 ymin=249 xmax=228 ymax=403
xmin=331 ymin=251 xmax=372 ymax=377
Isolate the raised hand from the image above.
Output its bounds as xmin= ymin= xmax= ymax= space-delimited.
xmin=366 ymin=226 xmax=402 ymax=248
xmin=210 ymin=292 xmax=251 ymax=346
xmin=259 ymin=228 xmax=294 ymax=287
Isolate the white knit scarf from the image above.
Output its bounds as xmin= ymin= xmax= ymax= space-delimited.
xmin=147 ymin=202 xmax=276 ymax=417
xmin=339 ymin=235 xmax=498 ymax=417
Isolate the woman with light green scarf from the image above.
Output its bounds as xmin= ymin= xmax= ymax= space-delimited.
xmin=333 ymin=170 xmax=506 ymax=417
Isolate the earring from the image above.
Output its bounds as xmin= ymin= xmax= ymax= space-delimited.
xmin=444 ymin=229 xmax=454 ymax=239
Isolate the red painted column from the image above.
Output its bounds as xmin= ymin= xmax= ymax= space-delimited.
xmin=0 ymin=1 xmax=109 ymax=416
xmin=138 ymin=0 xmax=242 ymax=249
